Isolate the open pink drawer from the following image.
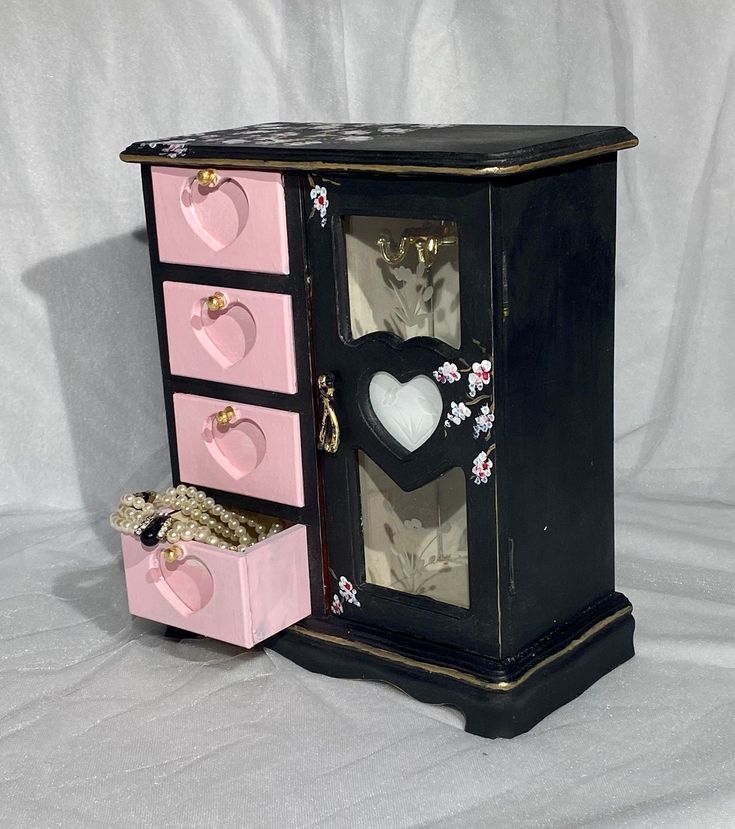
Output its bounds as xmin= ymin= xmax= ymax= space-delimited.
xmin=163 ymin=281 xmax=297 ymax=393
xmin=173 ymin=392 xmax=305 ymax=507
xmin=121 ymin=525 xmax=310 ymax=648
xmin=151 ymin=167 xmax=289 ymax=273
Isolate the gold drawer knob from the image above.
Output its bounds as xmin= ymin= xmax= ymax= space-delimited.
xmin=215 ymin=405 xmax=235 ymax=426
xmin=162 ymin=545 xmax=183 ymax=563
xmin=196 ymin=168 xmax=220 ymax=188
xmin=206 ymin=291 xmax=227 ymax=312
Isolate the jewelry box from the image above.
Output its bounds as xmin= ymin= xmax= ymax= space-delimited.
xmin=117 ymin=122 xmax=638 ymax=737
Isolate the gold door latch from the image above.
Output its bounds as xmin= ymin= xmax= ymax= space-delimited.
xmin=317 ymin=374 xmax=340 ymax=453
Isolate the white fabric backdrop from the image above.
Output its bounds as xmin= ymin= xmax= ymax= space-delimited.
xmin=2 ymin=1 xmax=735 ymax=826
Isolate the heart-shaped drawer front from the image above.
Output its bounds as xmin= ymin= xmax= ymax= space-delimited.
xmin=173 ymin=393 xmax=305 ymax=507
xmin=120 ymin=524 xmax=310 ymax=648
xmin=151 ymin=167 xmax=289 ymax=274
xmin=163 ymin=282 xmax=297 ymax=393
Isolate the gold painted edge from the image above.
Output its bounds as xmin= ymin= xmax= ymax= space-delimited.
xmin=119 ymin=139 xmax=638 ymax=177
xmin=289 ymin=605 xmax=632 ymax=692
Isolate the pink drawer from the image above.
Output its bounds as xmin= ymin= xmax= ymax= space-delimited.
xmin=121 ymin=525 xmax=310 ymax=648
xmin=151 ymin=166 xmax=289 ymax=274
xmin=173 ymin=392 xmax=304 ymax=507
xmin=163 ymin=281 xmax=297 ymax=393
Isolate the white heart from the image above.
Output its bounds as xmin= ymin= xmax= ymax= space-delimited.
xmin=368 ymin=372 xmax=443 ymax=452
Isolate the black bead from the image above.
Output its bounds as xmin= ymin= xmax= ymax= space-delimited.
xmin=140 ymin=514 xmax=169 ymax=547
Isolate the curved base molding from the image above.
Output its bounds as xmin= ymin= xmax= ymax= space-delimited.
xmin=267 ymin=600 xmax=635 ymax=739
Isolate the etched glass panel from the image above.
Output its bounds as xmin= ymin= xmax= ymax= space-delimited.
xmin=343 ymin=217 xmax=460 ymax=347
xmin=358 ymin=452 xmax=469 ymax=608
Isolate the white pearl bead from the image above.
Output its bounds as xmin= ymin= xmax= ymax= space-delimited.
xmin=212 ymin=504 xmax=222 ymax=516
xmin=166 ymin=530 xmax=180 ymax=542
xmin=195 ymin=529 xmax=208 ymax=542
xmin=176 ymin=484 xmax=187 ymax=494
xmin=181 ymin=529 xmax=194 ymax=541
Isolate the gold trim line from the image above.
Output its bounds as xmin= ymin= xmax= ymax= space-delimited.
xmin=119 ymin=139 xmax=638 ymax=178
xmin=290 ymin=605 xmax=632 ymax=692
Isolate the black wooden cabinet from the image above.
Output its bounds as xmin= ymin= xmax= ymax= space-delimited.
xmin=121 ymin=123 xmax=637 ymax=737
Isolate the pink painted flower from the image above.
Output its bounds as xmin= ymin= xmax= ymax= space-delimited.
xmin=310 ymin=185 xmax=329 ymax=218
xmin=433 ymin=362 xmax=460 ymax=384
xmin=473 ymin=404 xmax=495 ymax=438
xmin=468 ymin=360 xmax=492 ymax=397
xmin=331 ymin=594 xmax=344 ymax=615
xmin=471 ymin=450 xmax=493 ymax=484
xmin=338 ymin=575 xmax=360 ymax=606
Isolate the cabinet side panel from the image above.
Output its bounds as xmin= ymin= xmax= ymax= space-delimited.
xmin=493 ymin=156 xmax=618 ymax=653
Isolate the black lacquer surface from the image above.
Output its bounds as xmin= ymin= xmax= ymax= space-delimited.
xmin=122 ymin=122 xmax=636 ymax=172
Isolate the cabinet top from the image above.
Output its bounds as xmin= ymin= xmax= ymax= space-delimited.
xmin=120 ymin=122 xmax=637 ymax=177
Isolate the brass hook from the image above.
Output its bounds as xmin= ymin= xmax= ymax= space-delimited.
xmin=317 ymin=374 xmax=340 ymax=454
xmin=376 ymin=221 xmax=457 ymax=270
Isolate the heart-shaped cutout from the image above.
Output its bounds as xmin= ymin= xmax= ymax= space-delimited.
xmin=191 ymin=300 xmax=257 ymax=368
xmin=181 ymin=178 xmax=250 ymax=251
xmin=368 ymin=372 xmax=443 ymax=452
xmin=203 ymin=417 xmax=267 ymax=480
xmin=160 ymin=554 xmax=214 ymax=612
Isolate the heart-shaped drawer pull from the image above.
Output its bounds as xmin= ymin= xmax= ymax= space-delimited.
xmin=368 ymin=372 xmax=443 ymax=452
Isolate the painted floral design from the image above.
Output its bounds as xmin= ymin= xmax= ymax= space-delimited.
xmin=338 ymin=576 xmax=360 ymax=607
xmin=307 ymin=174 xmax=339 ymax=228
xmin=329 ymin=571 xmax=361 ymax=615
xmin=445 ymin=401 xmax=471 ymax=428
xmin=432 ymin=355 xmax=496 ymax=481
xmin=131 ymin=123 xmax=460 ymax=156
xmin=473 ymin=404 xmax=495 ymax=439
xmin=143 ymin=141 xmax=189 ymax=158
xmin=472 ymin=451 xmax=493 ymax=485
xmin=468 ymin=360 xmax=492 ymax=397
xmin=433 ymin=362 xmax=460 ymax=384
xmin=310 ymin=185 xmax=329 ymax=228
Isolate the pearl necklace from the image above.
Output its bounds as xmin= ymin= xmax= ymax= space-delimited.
xmin=109 ymin=485 xmax=283 ymax=552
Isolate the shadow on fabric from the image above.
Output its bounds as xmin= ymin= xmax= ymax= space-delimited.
xmin=23 ymin=229 xmax=171 ymax=543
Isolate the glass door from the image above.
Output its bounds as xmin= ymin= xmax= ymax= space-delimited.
xmin=307 ymin=175 xmax=498 ymax=652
